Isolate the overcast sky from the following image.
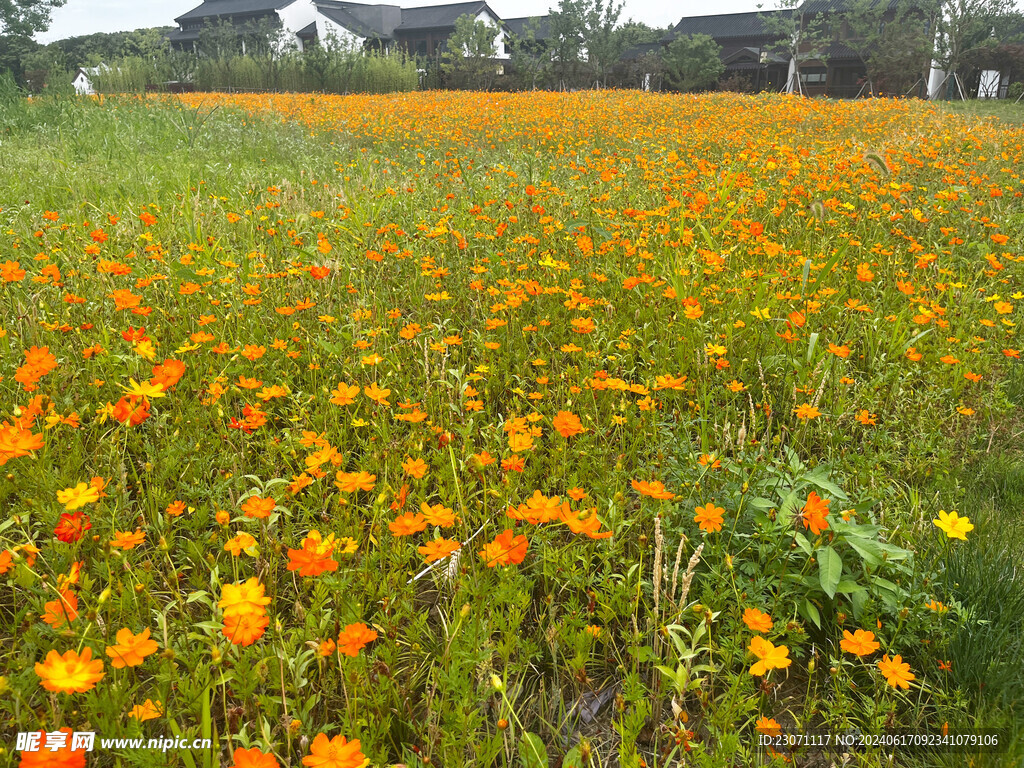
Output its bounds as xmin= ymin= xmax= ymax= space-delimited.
xmin=37 ymin=0 xmax=764 ymax=43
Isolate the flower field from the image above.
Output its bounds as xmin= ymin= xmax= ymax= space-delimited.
xmin=0 ymin=90 xmax=1022 ymax=767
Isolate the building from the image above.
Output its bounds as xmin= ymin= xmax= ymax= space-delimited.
xmin=169 ymin=0 xmax=509 ymax=58
xmin=664 ymin=10 xmax=791 ymax=93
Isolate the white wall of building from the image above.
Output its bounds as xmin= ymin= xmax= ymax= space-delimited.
xmin=315 ymin=13 xmax=367 ymax=49
xmin=278 ymin=0 xmax=318 ymax=50
xmin=475 ymin=9 xmax=509 ymax=59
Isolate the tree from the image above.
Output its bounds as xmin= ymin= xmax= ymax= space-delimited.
xmin=763 ymin=0 xmax=828 ymax=94
xmin=662 ymin=33 xmax=724 ymax=92
xmin=508 ymin=16 xmax=551 ymax=89
xmin=440 ymin=13 xmax=499 ymax=90
xmin=0 ymin=0 xmax=66 ymax=38
xmin=835 ymin=0 xmax=935 ymax=96
xmin=549 ymin=0 xmax=624 ymax=88
xmin=931 ymin=0 xmax=1016 ymax=98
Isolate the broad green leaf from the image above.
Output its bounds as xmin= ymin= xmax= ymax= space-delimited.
xmin=519 ymin=733 xmax=548 ymax=768
xmin=845 ymin=536 xmax=883 ymax=566
xmin=800 ymin=598 xmax=821 ymax=629
xmin=818 ymin=545 xmax=842 ymax=599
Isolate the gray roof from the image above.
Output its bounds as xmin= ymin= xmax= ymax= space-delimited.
xmin=620 ymin=41 xmax=662 ymax=60
xmin=176 ymin=0 xmax=295 ymax=23
xmin=666 ymin=10 xmax=791 ymax=41
xmin=395 ymin=2 xmax=494 ymax=31
xmin=504 ymin=15 xmax=551 ymax=39
xmin=316 ymin=2 xmax=401 ymax=38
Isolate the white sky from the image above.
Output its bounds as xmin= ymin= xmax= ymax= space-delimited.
xmin=37 ymin=0 xmax=764 ymax=43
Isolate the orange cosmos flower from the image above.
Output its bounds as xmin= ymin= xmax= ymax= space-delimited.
xmin=419 ymin=502 xmax=456 ymax=527
xmin=401 ymin=457 xmax=429 ymax=478
xmin=553 ymin=410 xmax=586 ymax=438
xmin=35 ymin=647 xmax=105 ymax=693
xmin=840 ymin=629 xmax=880 ymax=656
xmin=110 ymin=530 xmax=146 ymax=549
xmin=507 ymin=490 xmax=566 ymax=524
xmin=337 ymin=623 xmax=378 ymax=657
xmin=479 ymin=529 xmax=528 ymax=567
xmin=742 ymin=608 xmax=773 ymax=633
xmin=793 ymin=403 xmax=821 ymax=420
xmin=334 ymin=470 xmax=376 ymax=493
xmin=241 ymin=495 xmax=276 ymax=519
xmin=418 ymin=538 xmax=461 ymax=563
xmin=230 ymin=747 xmax=281 ymax=768
xmin=694 ymin=503 xmax=725 ymax=533
xmin=828 ymin=343 xmax=851 ymax=358
xmin=302 ymin=734 xmax=369 ymax=768
xmin=42 ymin=590 xmax=79 ymax=628
xmin=631 ymin=479 xmax=675 ymax=500
xmin=287 ymin=530 xmax=339 ymax=577
xmin=54 ymin=511 xmax=91 ymax=543
xmin=388 ymin=511 xmax=427 ymax=537
xmin=219 ymin=577 xmax=272 ymax=619
xmin=17 ymin=728 xmax=85 ymax=768
xmin=129 ymin=699 xmax=163 ymax=722
xmin=222 ymin=611 xmax=270 ymax=646
xmin=363 ymin=382 xmax=391 ymax=406
xmin=878 ymin=654 xmax=915 ymax=689
xmin=560 ymin=506 xmax=613 ymax=539
xmin=329 ymin=382 xmax=360 ymax=406
xmin=801 ymin=491 xmax=830 ymax=536
xmin=748 ymin=636 xmax=791 ymax=676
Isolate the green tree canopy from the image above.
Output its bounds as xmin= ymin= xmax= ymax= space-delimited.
xmin=662 ymin=33 xmax=724 ymax=92
xmin=1 ymin=0 xmax=66 ymax=37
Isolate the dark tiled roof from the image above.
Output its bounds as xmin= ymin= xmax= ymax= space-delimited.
xmin=297 ymin=21 xmax=318 ymax=35
xmin=800 ymin=0 xmax=903 ymax=13
xmin=504 ymin=15 xmax=551 ymax=39
xmin=396 ymin=2 xmax=491 ymax=31
xmin=666 ymin=10 xmax=792 ymax=41
xmin=317 ymin=2 xmax=401 ymax=38
xmin=176 ymin=0 xmax=295 ymax=22
xmin=620 ymin=41 xmax=662 ymax=60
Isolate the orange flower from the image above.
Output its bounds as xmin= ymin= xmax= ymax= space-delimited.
xmin=241 ymin=495 xmax=276 ymax=519
xmin=801 ymin=491 xmax=830 ymax=536
xmin=219 ymin=577 xmax=272 ymax=619
xmin=363 ymin=382 xmax=391 ymax=406
xmin=507 ymin=490 xmax=566 ymax=524
xmin=418 ymin=538 xmax=461 ymax=563
xmin=631 ymin=479 xmax=675 ymax=500
xmin=742 ymin=608 xmax=773 ymax=634
xmin=793 ymin=403 xmax=821 ymax=420
xmin=42 ymin=590 xmax=79 ymax=628
xmin=128 ymin=699 xmax=163 ymax=722
xmin=334 ymin=471 xmax=376 ymax=493
xmin=302 ymin=734 xmax=369 ymax=768
xmin=552 ymin=410 xmax=586 ymax=438
xmin=694 ymin=503 xmax=725 ymax=533
xmin=479 ymin=529 xmax=528 ymax=567
xmin=337 ymin=622 xmax=378 ymax=657
xmin=231 ymin=747 xmax=281 ymax=768
xmin=389 ymin=511 xmax=427 ymax=537
xmin=878 ymin=654 xmax=915 ymax=689
xmin=329 ymin=382 xmax=360 ymax=406
xmin=559 ymin=506 xmax=613 ymax=539
xmin=419 ymin=502 xmax=456 ymax=527
xmin=840 ymin=629 xmax=880 ymax=656
xmin=110 ymin=530 xmax=146 ymax=549
xmin=35 ymin=647 xmax=105 ymax=693
xmin=106 ymin=627 xmax=160 ymax=668
xmin=17 ymin=728 xmax=85 ymax=768
xmin=748 ymin=636 xmax=791 ymax=676
xmin=401 ymin=457 xmax=429 ymax=478
xmin=222 ymin=611 xmax=270 ymax=646
xmin=287 ymin=530 xmax=339 ymax=577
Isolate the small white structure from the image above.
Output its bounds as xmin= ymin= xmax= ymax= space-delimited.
xmin=73 ymin=66 xmax=108 ymax=95
xmin=978 ymin=69 xmax=1001 ymax=98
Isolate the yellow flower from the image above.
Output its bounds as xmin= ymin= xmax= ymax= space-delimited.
xmin=35 ymin=647 xmax=105 ymax=694
xmin=56 ymin=482 xmax=100 ymax=510
xmin=932 ymin=510 xmax=973 ymax=541
xmin=748 ymin=636 xmax=791 ymax=676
